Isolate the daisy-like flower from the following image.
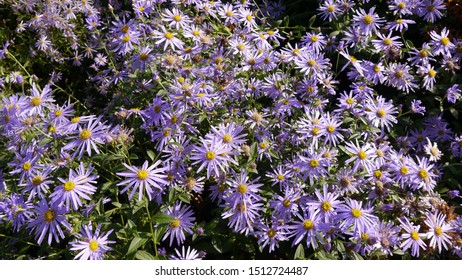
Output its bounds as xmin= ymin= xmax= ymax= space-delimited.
xmin=385 ymin=63 xmax=418 ymax=94
xmin=269 ymin=188 xmax=300 ymax=220
xmin=162 ymin=202 xmax=195 ymax=246
xmin=352 ymin=7 xmax=384 ymax=36
xmin=419 ymin=64 xmax=437 ymax=90
xmin=161 ymin=8 xmax=191 ymax=30
xmin=344 ymin=140 xmax=376 ymax=173
xmin=207 ymin=121 xmax=247 ymax=151
xmin=289 ymin=206 xmax=323 ymax=249
xmin=169 ymin=246 xmax=203 ymax=260
xmin=399 ymin=217 xmax=426 ymax=257
xmin=218 ymin=3 xmax=238 ymax=24
xmin=26 ymin=83 xmax=54 ymax=117
xmin=417 ymin=0 xmax=446 ymax=23
xmin=424 ymin=211 xmax=453 ymax=253
xmin=152 ymin=26 xmax=184 ymax=51
xmin=317 ymin=0 xmax=340 ymax=22
xmin=336 ymin=199 xmax=378 ymax=234
xmin=190 ymin=138 xmax=236 ymax=179
xmin=27 ymin=199 xmax=71 ymax=245
xmin=50 ymin=162 xmax=98 ymax=210
xmin=308 ymin=185 xmax=343 ymax=223
xmin=70 ymin=223 xmax=115 ymax=260
xmin=410 ymin=157 xmax=437 ymax=192
xmin=424 ymin=138 xmax=443 ymax=162
xmin=116 ymin=160 xmax=168 ymax=202
xmin=430 ymin=27 xmax=455 ymax=56
xmin=389 ymin=0 xmax=415 ymax=16
xmin=365 ymin=96 xmax=398 ymax=132
xmin=256 ymin=220 xmax=289 ymax=253
xmin=62 ymin=115 xmax=107 ymax=159
xmin=237 ymin=7 xmax=258 ymax=30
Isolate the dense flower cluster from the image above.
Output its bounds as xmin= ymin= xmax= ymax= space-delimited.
xmin=1 ymin=0 xmax=462 ymax=260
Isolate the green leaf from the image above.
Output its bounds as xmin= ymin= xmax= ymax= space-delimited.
xmin=135 ymin=250 xmax=156 ymax=260
xmin=308 ymin=15 xmax=316 ymax=28
xmin=147 ymin=150 xmax=155 ymax=161
xmin=294 ymin=244 xmax=305 ymax=260
xmin=152 ymin=213 xmax=176 ymax=225
xmin=127 ymin=237 xmax=149 ymax=256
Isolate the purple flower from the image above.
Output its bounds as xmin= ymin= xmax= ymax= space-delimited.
xmin=336 ymin=199 xmax=378 ymax=234
xmin=70 ymin=223 xmax=115 ymax=260
xmin=28 ymin=199 xmax=71 ymax=245
xmin=190 ymin=138 xmax=236 ymax=179
xmin=117 ymin=160 xmax=168 ymax=202
xmin=288 ymin=206 xmax=323 ymax=249
xmin=399 ymin=217 xmax=426 ymax=257
xmin=162 ymin=202 xmax=195 ymax=246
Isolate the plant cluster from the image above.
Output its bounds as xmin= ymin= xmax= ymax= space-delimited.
xmin=1 ymin=0 xmax=462 ymax=260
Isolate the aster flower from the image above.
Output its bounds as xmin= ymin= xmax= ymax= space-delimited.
xmin=424 ymin=138 xmax=443 ymax=162
xmin=399 ymin=217 xmax=426 ymax=257
xmin=336 ymin=199 xmax=378 ymax=234
xmin=288 ymin=206 xmax=323 ymax=249
xmin=308 ymin=185 xmax=343 ymax=223
xmin=424 ymin=211 xmax=453 ymax=253
xmin=269 ymin=188 xmax=300 ymax=220
xmin=26 ymin=83 xmax=54 ymax=117
xmin=446 ymin=84 xmax=461 ymax=104
xmin=352 ymin=7 xmax=384 ymax=36
xmin=256 ymin=220 xmax=289 ymax=253
xmin=222 ymin=199 xmax=263 ymax=236
xmin=345 ymin=140 xmax=376 ymax=173
xmin=317 ymin=0 xmax=340 ymax=22
xmin=161 ymin=8 xmax=191 ymax=30
xmin=410 ymin=157 xmax=437 ymax=192
xmin=430 ymin=27 xmax=455 ymax=56
xmin=152 ymin=26 xmax=184 ymax=51
xmin=417 ymin=0 xmax=446 ymax=23
xmin=0 ymin=194 xmax=33 ymax=232
xmin=28 ymin=199 xmax=71 ymax=245
xmin=70 ymin=223 xmax=115 ymax=260
xmin=162 ymin=202 xmax=195 ymax=246
xmin=50 ymin=162 xmax=98 ymax=210
xmin=190 ymin=138 xmax=236 ymax=179
xmin=365 ymin=96 xmax=398 ymax=132
xmin=62 ymin=115 xmax=107 ymax=159
xmin=411 ymin=99 xmax=426 ymax=115
xmin=116 ymin=160 xmax=168 ymax=202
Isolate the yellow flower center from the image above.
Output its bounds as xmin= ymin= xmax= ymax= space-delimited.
xmin=373 ymin=65 xmax=381 ymax=72
xmin=395 ymin=70 xmax=404 ymax=78
xmin=79 ymin=129 xmax=92 ymax=140
xmin=165 ymin=32 xmax=174 ymax=40
xmin=435 ymin=227 xmax=443 ymax=236
xmin=283 ymin=199 xmax=291 ymax=207
xmin=121 ymin=25 xmax=129 ymax=33
xmin=205 ymin=151 xmax=216 ymax=160
xmin=303 ymin=220 xmax=314 ymax=230
xmin=237 ymin=184 xmax=247 ymax=194
xmin=44 ymin=209 xmax=55 ymax=223
xmin=322 ymin=201 xmax=331 ymax=212
xmin=259 ymin=142 xmax=267 ymax=149
xmin=22 ymin=162 xmax=32 ymax=171
xmin=358 ymin=150 xmax=367 ymax=160
xmin=363 ymin=15 xmax=373 ymax=25
xmin=139 ymin=53 xmax=148 ymax=61
xmin=222 ymin=134 xmax=232 ymax=143
xmin=311 ymin=127 xmax=320 ymax=136
xmin=122 ymin=34 xmax=131 ymax=43
xmin=63 ymin=181 xmax=75 ymax=191
xmin=277 ymin=174 xmax=284 ymax=181
xmin=170 ymin=219 xmax=181 ymax=228
xmin=398 ymin=2 xmax=406 ymax=9
xmin=376 ymin=109 xmax=386 ymax=118
xmin=374 ymin=170 xmax=383 ymax=179
xmin=383 ymin=38 xmax=392 ymax=45
xmin=32 ymin=175 xmax=44 ymax=186
xmin=173 ymin=14 xmax=181 ymax=22
xmin=307 ymin=59 xmax=316 ymax=67
xmin=327 ymin=125 xmax=335 ymax=133
xmin=327 ymin=5 xmax=335 ymax=12
xmin=89 ymin=240 xmax=99 ymax=251
xmin=71 ymin=116 xmax=80 ymax=123
xmin=346 ymin=97 xmax=354 ymax=105
xmin=226 ymin=11 xmax=233 ymax=17
xmin=310 ymin=159 xmax=319 ymax=168
xmin=400 ymin=166 xmax=409 ymax=175
xmin=440 ymin=37 xmax=450 ymax=46
xmin=420 ymin=49 xmax=428 ymax=57
xmin=246 ymin=14 xmax=252 ymax=21
xmin=311 ymin=35 xmax=318 ymax=43
xmin=411 ymin=231 xmax=420 ymax=240
xmin=428 ymin=69 xmax=436 ymax=77
xmin=418 ymin=169 xmax=428 ymax=179
xmin=137 ymin=170 xmax=149 ymax=180
xmin=30 ymin=96 xmax=42 ymax=107
xmin=351 ymin=208 xmax=362 ymax=218
xmin=268 ymin=229 xmax=276 ymax=238
xmin=55 ymin=110 xmax=63 ymax=117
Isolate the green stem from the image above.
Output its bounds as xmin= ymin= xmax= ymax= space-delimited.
xmin=7 ymin=52 xmax=31 ymax=76
xmin=145 ymin=202 xmax=158 ymax=256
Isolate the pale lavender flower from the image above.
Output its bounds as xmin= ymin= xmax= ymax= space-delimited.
xmin=70 ymin=223 xmax=115 ymax=260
